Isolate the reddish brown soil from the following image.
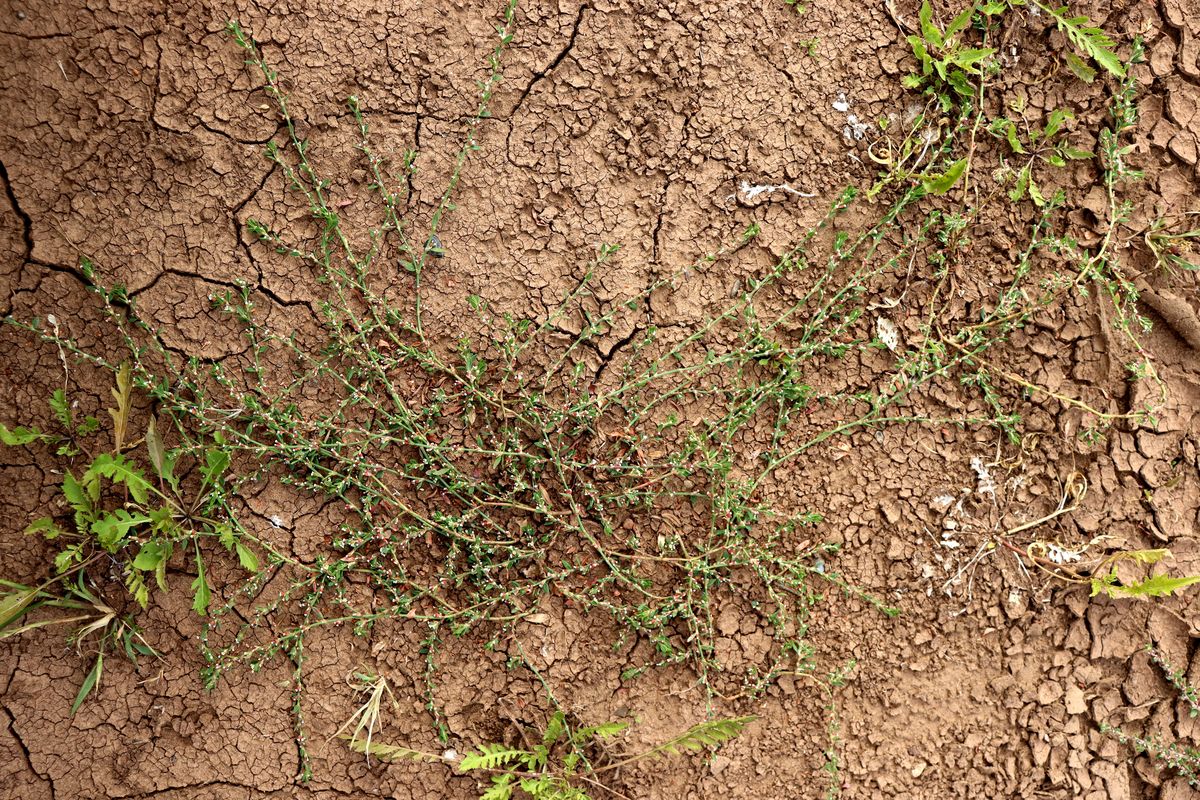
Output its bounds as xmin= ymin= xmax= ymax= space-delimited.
xmin=3 ymin=0 xmax=1200 ymax=799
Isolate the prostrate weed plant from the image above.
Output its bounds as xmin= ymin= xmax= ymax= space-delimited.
xmin=0 ymin=0 xmax=1193 ymax=789
xmin=1101 ymin=646 xmax=1200 ymax=787
xmin=345 ymin=708 xmax=754 ymax=800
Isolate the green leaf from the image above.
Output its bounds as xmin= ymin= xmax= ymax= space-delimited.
xmin=944 ymin=4 xmax=976 ymax=39
xmin=145 ymin=416 xmax=177 ymax=491
xmin=543 ymin=710 xmax=566 ymax=748
xmin=54 ymin=544 xmax=84 ymax=574
xmin=133 ymin=541 xmax=169 ymax=571
xmin=50 ymin=389 xmax=72 ymax=431
xmin=575 ymin=721 xmax=629 ymax=741
xmin=997 ymin=120 xmax=1026 ymax=154
xmin=481 ymin=774 xmax=515 ymax=800
xmin=213 ymin=523 xmax=236 ymax=550
xmin=71 ymin=653 xmax=103 ymax=715
xmin=0 ymin=423 xmax=46 ymax=446
xmin=1097 ymin=573 xmax=1200 ymax=599
xmin=918 ymin=0 xmax=943 ymax=49
xmin=126 ymin=568 xmax=149 ymax=609
xmin=1041 ymin=3 xmax=1124 ymax=78
xmin=1028 ymin=173 xmax=1047 ymax=207
xmin=1061 ymin=146 xmax=1094 ymax=160
xmin=459 ymin=743 xmax=528 ymax=772
xmin=0 ymin=584 xmax=41 ymax=632
xmin=920 ymin=157 xmax=969 ymax=195
xmin=108 ymin=362 xmax=133 ymax=453
xmin=25 ymin=517 xmax=66 ymax=540
xmin=86 ymin=453 xmax=152 ymax=505
xmin=1009 ymin=162 xmax=1031 ymax=202
xmin=342 ymin=736 xmax=444 ymax=763
xmin=191 ymin=549 xmax=211 ymax=616
xmin=62 ymin=472 xmax=93 ymax=523
xmin=1042 ymin=108 xmax=1072 ymax=139
xmin=234 ymin=541 xmax=260 ymax=573
xmin=200 ymin=448 xmax=231 ymax=491
xmin=1063 ymin=51 xmax=1097 ymax=83
xmin=91 ymin=509 xmax=152 ymax=551
xmin=951 ymin=47 xmax=994 ymax=71
xmin=907 ymin=36 xmax=931 ymax=74
xmin=650 ymin=716 xmax=756 ymax=759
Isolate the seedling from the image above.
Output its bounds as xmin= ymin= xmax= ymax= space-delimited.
xmin=330 ymin=671 xmax=399 ymax=763
xmin=989 ymin=106 xmax=1093 ymax=205
xmin=902 ymin=2 xmax=994 ymax=111
xmin=0 ymin=365 xmax=263 ymax=708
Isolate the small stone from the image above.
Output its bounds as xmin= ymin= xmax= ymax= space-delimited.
xmin=710 ymin=755 xmax=732 ymax=775
xmin=1065 ymin=684 xmax=1087 ymax=715
xmin=1168 ymin=131 xmax=1198 ymax=165
xmin=1032 ymin=737 xmax=1051 ymax=767
xmin=716 ymin=607 xmax=740 ymax=636
xmin=1038 ymin=680 xmax=1064 ymax=705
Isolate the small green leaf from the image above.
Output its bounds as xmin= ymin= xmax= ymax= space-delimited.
xmin=0 ymin=423 xmax=46 ymax=446
xmin=200 ymin=448 xmax=231 ymax=491
xmin=50 ymin=389 xmax=72 ymax=431
xmin=71 ymin=653 xmax=103 ymax=715
xmin=1042 ymin=108 xmax=1072 ymax=140
xmin=1063 ymin=51 xmax=1096 ymax=83
xmin=63 ymin=472 xmax=91 ymax=515
xmin=480 ymin=774 xmax=515 ymax=800
xmin=918 ymin=0 xmax=943 ymax=49
xmin=145 ymin=416 xmax=176 ymax=490
xmin=108 ymin=362 xmax=133 ymax=453
xmin=133 ymin=541 xmax=169 ymax=571
xmin=944 ymin=4 xmax=975 ymax=39
xmin=25 ymin=517 xmax=66 ymax=540
xmin=0 ymin=584 xmax=41 ymax=631
xmin=920 ymin=157 xmax=969 ymax=195
xmin=1099 ymin=573 xmax=1200 ymax=599
xmin=459 ymin=743 xmax=528 ymax=772
xmin=234 ymin=541 xmax=260 ymax=573
xmin=542 ymin=710 xmax=566 ymax=748
xmin=91 ymin=509 xmax=152 ymax=551
xmin=54 ymin=545 xmax=84 ymax=574
xmin=86 ymin=453 xmax=153 ymax=505
xmin=1004 ymin=121 xmax=1026 ymax=154
xmin=214 ymin=523 xmax=236 ymax=550
xmin=191 ymin=550 xmax=212 ymax=616
xmin=951 ymin=47 xmax=994 ymax=71
xmin=342 ymin=735 xmax=444 ymax=763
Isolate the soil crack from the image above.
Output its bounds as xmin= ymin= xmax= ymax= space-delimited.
xmin=3 ymin=705 xmax=55 ymax=798
xmin=509 ymin=4 xmax=587 ymax=121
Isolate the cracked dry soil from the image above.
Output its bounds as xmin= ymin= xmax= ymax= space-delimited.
xmin=3 ymin=0 xmax=1200 ymax=798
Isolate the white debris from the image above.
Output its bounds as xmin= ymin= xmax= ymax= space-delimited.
xmin=832 ymin=91 xmax=850 ymax=113
xmin=971 ymin=456 xmax=996 ymax=497
xmin=930 ymin=494 xmax=956 ymax=512
xmin=269 ymin=514 xmax=285 ymax=528
xmin=1045 ymin=543 xmax=1083 ymax=565
xmin=875 ymin=317 xmax=900 ymax=351
xmin=843 ymin=113 xmax=870 ymax=141
xmin=738 ymin=180 xmax=817 ymax=202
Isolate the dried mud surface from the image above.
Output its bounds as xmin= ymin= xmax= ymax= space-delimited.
xmin=2 ymin=0 xmax=1200 ymax=798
